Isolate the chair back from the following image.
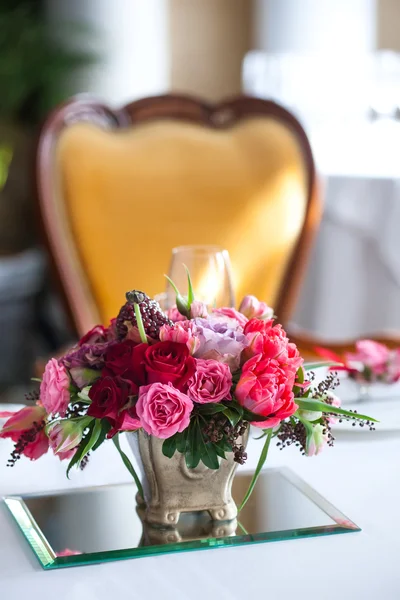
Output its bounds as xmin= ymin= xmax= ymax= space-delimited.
xmin=37 ymin=94 xmax=320 ymax=336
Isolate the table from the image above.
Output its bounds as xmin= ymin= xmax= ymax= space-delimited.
xmin=291 ymin=172 xmax=400 ymax=341
xmin=1 ymin=395 xmax=400 ymax=599
xmin=289 ymin=123 xmax=400 ymax=342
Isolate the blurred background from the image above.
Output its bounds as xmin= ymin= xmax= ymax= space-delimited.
xmin=1 ymin=0 xmax=400 ymax=401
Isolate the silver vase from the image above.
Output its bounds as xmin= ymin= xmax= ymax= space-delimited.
xmin=127 ymin=427 xmax=248 ymax=526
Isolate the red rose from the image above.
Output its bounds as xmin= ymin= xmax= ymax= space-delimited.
xmin=143 ymin=341 xmax=196 ymax=390
xmin=79 ymin=325 xmax=108 ymax=346
xmin=87 ymin=376 xmax=132 ymax=422
xmin=103 ymin=341 xmax=146 ymax=387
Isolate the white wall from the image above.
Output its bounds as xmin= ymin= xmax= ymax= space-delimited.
xmin=253 ymin=0 xmax=377 ymax=54
xmin=45 ymin=0 xmax=170 ymax=106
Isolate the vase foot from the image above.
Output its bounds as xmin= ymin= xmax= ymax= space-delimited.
xmin=143 ymin=501 xmax=237 ymax=526
xmin=208 ymin=502 xmax=237 ymax=522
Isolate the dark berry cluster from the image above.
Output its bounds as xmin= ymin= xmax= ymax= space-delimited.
xmin=24 ymin=389 xmax=40 ymax=403
xmin=277 ymin=421 xmax=308 ymax=455
xmin=312 ymin=371 xmax=340 ymax=398
xmin=116 ymin=290 xmax=172 ymax=340
xmin=336 ymin=409 xmax=376 ymax=431
xmin=80 ymin=454 xmax=90 ymax=470
xmin=202 ymin=416 xmax=248 ymax=464
xmin=7 ymin=420 xmax=45 ymax=467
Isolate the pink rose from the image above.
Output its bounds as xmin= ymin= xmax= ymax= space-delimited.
xmin=159 ymin=321 xmax=200 ymax=355
xmin=190 ymin=301 xmax=208 ymax=318
xmin=212 ymin=307 xmax=248 ymax=328
xmin=236 ymin=354 xmax=298 ymax=428
xmin=136 ymin=383 xmax=193 ymax=439
xmin=346 ymin=340 xmax=390 ymax=375
xmin=187 ymin=359 xmax=232 ymax=403
xmin=239 ymin=295 xmax=274 ymax=320
xmin=40 ymin=359 xmax=70 ymax=417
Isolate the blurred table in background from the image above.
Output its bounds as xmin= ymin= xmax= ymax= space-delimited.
xmin=290 ymin=166 xmax=400 ymax=341
xmin=243 ymin=51 xmax=400 ymax=341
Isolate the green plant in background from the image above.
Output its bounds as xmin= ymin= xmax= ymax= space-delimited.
xmin=0 ymin=0 xmax=96 ymax=254
xmin=0 ymin=2 xmax=96 ymax=126
xmin=0 ymin=145 xmax=12 ymax=191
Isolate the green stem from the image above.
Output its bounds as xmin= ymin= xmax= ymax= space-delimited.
xmin=238 ymin=428 xmax=273 ymax=513
xmin=113 ymin=434 xmax=144 ymax=500
xmin=134 ymin=303 xmax=148 ymax=344
xmin=237 ymin=520 xmax=249 ymax=535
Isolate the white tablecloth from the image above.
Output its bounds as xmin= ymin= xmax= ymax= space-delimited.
xmin=291 ymin=173 xmax=400 ymax=341
xmin=1 ymin=394 xmax=400 ymax=599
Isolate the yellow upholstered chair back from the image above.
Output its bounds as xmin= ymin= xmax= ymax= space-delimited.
xmin=37 ymin=95 xmax=320 ymax=336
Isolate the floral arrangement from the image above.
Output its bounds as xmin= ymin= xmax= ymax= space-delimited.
xmin=317 ymin=340 xmax=400 ymax=385
xmin=1 ymin=275 xmax=376 ymax=507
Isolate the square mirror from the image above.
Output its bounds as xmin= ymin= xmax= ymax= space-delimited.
xmin=3 ymin=467 xmax=359 ymax=569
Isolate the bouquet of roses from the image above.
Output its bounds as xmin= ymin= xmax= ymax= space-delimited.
xmin=317 ymin=340 xmax=400 ymax=385
xmin=1 ymin=273 xmax=376 ymax=506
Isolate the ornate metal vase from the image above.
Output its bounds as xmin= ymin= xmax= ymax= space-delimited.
xmin=127 ymin=427 xmax=248 ymax=526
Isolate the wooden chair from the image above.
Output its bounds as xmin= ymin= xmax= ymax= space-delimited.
xmin=36 ymin=94 xmax=321 ymax=338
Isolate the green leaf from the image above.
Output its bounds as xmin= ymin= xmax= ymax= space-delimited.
xmin=213 ymin=444 xmax=227 ymax=460
xmin=218 ymin=437 xmax=233 ymax=452
xmin=296 ymin=366 xmax=305 ymax=384
xmin=223 ymin=407 xmax=242 ymax=427
xmin=134 ymin=303 xmax=148 ymax=344
xmin=183 ymin=264 xmax=195 ymax=306
xmin=176 ymin=429 xmax=188 ymax=453
xmin=241 ymin=407 xmax=272 ymax=423
xmin=162 ymin=435 xmax=177 ymax=459
xmin=185 ymin=419 xmax=201 ymax=469
xmin=295 ymin=398 xmax=378 ymax=422
xmin=238 ymin=428 xmax=273 ymax=512
xmin=164 ymin=275 xmax=190 ymax=317
xmin=92 ymin=419 xmax=112 ymax=451
xmin=197 ymin=403 xmax=226 ymax=415
xmin=304 ymin=361 xmax=343 ymax=371
xmin=112 ymin=434 xmax=144 ymax=499
xmin=198 ymin=426 xmax=220 ymax=470
xmin=226 ymin=400 xmax=244 ymax=417
xmin=66 ymin=418 xmax=100 ymax=478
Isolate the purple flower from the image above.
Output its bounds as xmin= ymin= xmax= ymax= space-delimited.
xmin=193 ymin=317 xmax=248 ymax=371
xmin=62 ymin=342 xmax=112 ymax=389
xmin=62 ymin=343 xmax=110 ymax=370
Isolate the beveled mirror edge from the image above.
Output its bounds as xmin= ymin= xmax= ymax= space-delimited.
xmin=277 ymin=467 xmax=361 ymax=531
xmin=4 ymin=497 xmax=57 ymax=568
xmin=2 ymin=467 xmax=361 ymax=571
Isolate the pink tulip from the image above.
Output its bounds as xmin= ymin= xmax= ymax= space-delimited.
xmin=190 ymin=301 xmax=208 ymax=319
xmin=0 ymin=405 xmax=49 ymax=460
xmin=238 ymin=295 xmax=274 ymax=320
xmin=48 ymin=420 xmax=86 ymax=458
xmin=305 ymin=424 xmax=328 ymax=456
xmin=212 ymin=307 xmax=248 ymax=328
xmin=159 ymin=321 xmax=200 ymax=355
xmin=0 ymin=405 xmax=47 ymax=440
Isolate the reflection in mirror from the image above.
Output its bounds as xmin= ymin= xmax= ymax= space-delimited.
xmin=4 ymin=468 xmax=359 ymax=569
